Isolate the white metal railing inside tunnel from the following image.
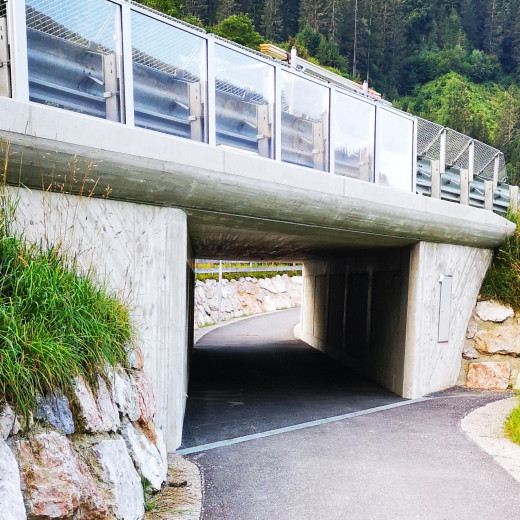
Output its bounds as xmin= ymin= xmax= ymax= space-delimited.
xmin=0 ymin=0 xmax=516 ymax=214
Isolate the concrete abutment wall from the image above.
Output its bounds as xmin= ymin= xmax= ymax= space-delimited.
xmin=12 ymin=188 xmax=193 ymax=451
xmin=297 ymin=242 xmax=493 ymax=398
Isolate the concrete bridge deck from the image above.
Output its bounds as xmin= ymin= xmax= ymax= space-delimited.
xmin=0 ymin=0 xmax=517 ymax=450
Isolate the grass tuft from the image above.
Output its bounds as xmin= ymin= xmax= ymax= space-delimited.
xmin=0 ymin=141 xmax=133 ymax=419
xmin=505 ymin=395 xmax=520 ymax=446
xmin=480 ymin=209 xmax=520 ymax=310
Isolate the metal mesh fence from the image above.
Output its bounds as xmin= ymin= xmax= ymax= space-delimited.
xmin=417 ymin=117 xmax=507 ymax=182
xmin=0 ymin=2 xmax=7 ymax=18
xmin=26 ymin=0 xmax=118 ymax=53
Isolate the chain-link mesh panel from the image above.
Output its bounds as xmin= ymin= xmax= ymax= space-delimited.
xmin=445 ymin=128 xmax=471 ymax=168
xmin=131 ymin=9 xmax=202 ymax=83
xmin=26 ymin=0 xmax=118 ymax=53
xmin=0 ymin=1 xmax=7 ymax=18
xmin=417 ymin=118 xmax=442 ymax=159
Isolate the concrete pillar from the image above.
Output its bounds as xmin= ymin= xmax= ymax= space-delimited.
xmin=403 ymin=242 xmax=492 ymax=398
xmin=12 ymin=188 xmax=192 ymax=451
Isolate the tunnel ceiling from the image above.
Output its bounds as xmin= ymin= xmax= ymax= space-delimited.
xmin=186 ymin=209 xmax=417 ymax=261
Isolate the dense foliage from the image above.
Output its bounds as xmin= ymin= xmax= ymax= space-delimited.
xmin=0 ymin=183 xmax=133 ymax=417
xmin=135 ymin=0 xmax=520 ymax=181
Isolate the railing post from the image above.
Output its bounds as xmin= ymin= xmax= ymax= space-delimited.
xmin=439 ymin=128 xmax=446 ymax=175
xmin=121 ymin=3 xmax=134 ymax=127
xmin=274 ymin=63 xmax=282 ymax=161
xmin=493 ymin=154 xmax=500 ymax=190
xmin=7 ymin=0 xmax=29 ymax=102
xmin=217 ymin=260 xmax=222 ymax=324
xmin=256 ymin=103 xmax=270 ymax=158
xmin=0 ymin=15 xmax=10 ymax=97
xmin=189 ymin=81 xmax=204 ymax=142
xmin=103 ymin=53 xmax=119 ymax=122
xmin=206 ymin=39 xmax=216 ymax=147
xmin=460 ymin=168 xmax=469 ymax=205
xmin=431 ymin=160 xmax=441 ymax=199
xmin=468 ymin=140 xmax=474 ymax=182
xmin=509 ymin=185 xmax=519 ymax=213
xmin=484 ymin=180 xmax=494 ymax=211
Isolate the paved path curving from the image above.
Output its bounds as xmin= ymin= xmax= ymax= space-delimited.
xmin=181 ymin=310 xmax=520 ymax=520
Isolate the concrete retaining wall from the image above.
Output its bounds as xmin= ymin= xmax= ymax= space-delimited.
xmin=12 ymin=188 xmax=191 ymax=451
xmin=296 ymin=242 xmax=492 ymax=398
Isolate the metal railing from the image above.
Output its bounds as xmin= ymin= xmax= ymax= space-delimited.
xmin=0 ymin=0 xmax=517 ymax=213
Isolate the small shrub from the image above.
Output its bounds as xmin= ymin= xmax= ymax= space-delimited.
xmin=480 ymin=210 xmax=520 ymax=310
xmin=505 ymin=396 xmax=520 ymax=446
xmin=0 ymin=146 xmax=133 ymax=418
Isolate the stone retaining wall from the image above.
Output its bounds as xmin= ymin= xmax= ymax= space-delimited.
xmin=194 ymin=274 xmax=302 ymax=327
xmin=459 ymin=299 xmax=520 ymax=390
xmin=0 ymin=347 xmax=167 ymax=520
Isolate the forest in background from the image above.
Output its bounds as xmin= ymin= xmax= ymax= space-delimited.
xmin=135 ymin=0 xmax=520 ymax=182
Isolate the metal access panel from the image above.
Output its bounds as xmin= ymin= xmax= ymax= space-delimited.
xmin=0 ymin=12 xmax=10 ymax=98
xmin=438 ymin=275 xmax=453 ymax=343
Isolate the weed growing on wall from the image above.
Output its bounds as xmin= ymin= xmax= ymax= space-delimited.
xmin=0 ymin=140 xmax=133 ymax=417
xmin=480 ymin=210 xmax=520 ymax=310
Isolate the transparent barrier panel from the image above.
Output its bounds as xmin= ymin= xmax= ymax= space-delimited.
xmin=215 ymin=45 xmax=274 ymax=157
xmin=26 ymin=0 xmax=121 ymax=121
xmin=280 ymin=71 xmax=329 ymax=171
xmin=333 ymin=92 xmax=375 ymax=181
xmin=0 ymin=0 xmax=10 ymax=98
xmin=131 ymin=11 xmax=206 ymax=140
xmin=375 ymin=109 xmax=414 ymax=191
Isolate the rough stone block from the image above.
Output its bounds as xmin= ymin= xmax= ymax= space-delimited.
xmin=95 ymin=375 xmax=120 ymax=432
xmin=466 ymin=362 xmax=511 ymax=390
xmin=92 ymin=438 xmax=144 ymax=520
xmin=474 ymin=325 xmax=520 ymax=356
xmin=462 ymin=341 xmax=480 ymax=360
xmin=476 ymin=300 xmax=514 ymax=323
xmin=109 ymin=366 xmax=140 ymax=422
xmin=121 ymin=420 xmax=167 ymax=491
xmin=13 ymin=430 xmax=109 ymax=519
xmin=34 ymin=391 xmax=75 ymax=435
xmin=135 ymin=372 xmax=157 ymax=423
xmin=0 ymin=438 xmax=27 ymax=520
xmin=0 ymin=404 xmax=16 ymax=440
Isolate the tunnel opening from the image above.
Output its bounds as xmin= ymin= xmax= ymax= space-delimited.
xmin=181 ymin=251 xmax=411 ymax=450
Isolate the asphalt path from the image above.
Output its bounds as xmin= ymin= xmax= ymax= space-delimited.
xmin=182 ymin=309 xmax=520 ymax=519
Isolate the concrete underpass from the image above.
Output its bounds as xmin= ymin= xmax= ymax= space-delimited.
xmin=181 ymin=309 xmax=406 ymax=449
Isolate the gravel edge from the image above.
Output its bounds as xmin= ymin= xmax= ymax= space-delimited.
xmin=461 ymin=396 xmax=520 ymax=483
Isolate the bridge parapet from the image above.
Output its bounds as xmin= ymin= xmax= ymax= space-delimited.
xmin=0 ymin=0 xmax=516 ymax=213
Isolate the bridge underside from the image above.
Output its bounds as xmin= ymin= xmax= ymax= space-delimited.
xmin=0 ymin=98 xmax=511 ymax=451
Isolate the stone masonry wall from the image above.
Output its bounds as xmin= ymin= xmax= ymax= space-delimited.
xmin=194 ymin=274 xmax=302 ymax=327
xmin=0 ymin=346 xmax=167 ymax=520
xmin=459 ymin=299 xmax=520 ymax=390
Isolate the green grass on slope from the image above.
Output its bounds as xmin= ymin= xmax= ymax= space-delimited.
xmin=505 ymin=396 xmax=520 ymax=446
xmin=0 ymin=184 xmax=133 ymax=418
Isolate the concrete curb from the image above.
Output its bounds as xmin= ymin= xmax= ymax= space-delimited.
xmin=461 ymin=396 xmax=520 ymax=483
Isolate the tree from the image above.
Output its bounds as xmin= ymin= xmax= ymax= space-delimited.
xmin=216 ymin=0 xmax=239 ymax=22
xmin=262 ymin=0 xmax=283 ymax=41
xmin=133 ymin=0 xmax=182 ymax=17
xmin=211 ymin=13 xmax=264 ymax=49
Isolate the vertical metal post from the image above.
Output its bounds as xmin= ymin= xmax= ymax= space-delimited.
xmin=103 ymin=53 xmax=119 ymax=121
xmin=274 ymin=62 xmax=282 ymax=161
xmin=439 ymin=128 xmax=446 ymax=175
xmin=460 ymin=168 xmax=469 ymax=205
xmin=189 ymin=81 xmax=204 ymax=142
xmin=206 ymin=39 xmax=216 ymax=147
xmin=468 ymin=140 xmax=474 ymax=182
xmin=256 ymin=103 xmax=270 ymax=158
xmin=8 ymin=0 xmax=29 ymax=102
xmin=328 ymin=89 xmax=335 ymax=176
xmin=0 ymin=15 xmax=10 ymax=97
xmin=313 ymin=114 xmax=327 ymax=171
xmin=493 ymin=154 xmax=500 ymax=190
xmin=509 ymin=185 xmax=519 ymax=213
xmin=217 ymin=260 xmax=222 ymax=324
xmin=121 ymin=3 xmax=134 ymax=127
xmin=484 ymin=180 xmax=494 ymax=211
xmin=431 ymin=160 xmax=441 ymax=199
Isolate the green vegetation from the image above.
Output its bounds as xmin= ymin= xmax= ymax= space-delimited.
xmin=0 ymin=156 xmax=133 ymax=418
xmin=195 ymin=270 xmax=302 ymax=281
xmin=505 ymin=395 xmax=520 ymax=446
xmin=480 ymin=210 xmax=520 ymax=310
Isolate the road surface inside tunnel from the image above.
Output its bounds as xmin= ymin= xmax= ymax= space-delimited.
xmin=181 ymin=308 xmax=405 ymax=450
